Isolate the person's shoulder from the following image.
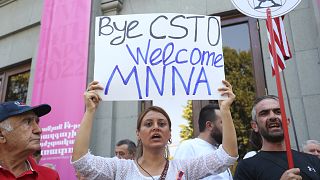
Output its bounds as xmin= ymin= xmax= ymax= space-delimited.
xmin=36 ymin=165 xmax=60 ymax=178
xmin=292 ymin=149 xmax=313 ymax=158
xmin=174 ymin=139 xmax=198 ymax=158
xmin=235 ymin=154 xmax=262 ymax=175
xmin=177 ymin=138 xmax=196 ymax=147
xmin=177 ymin=138 xmax=206 ymax=150
xmin=182 ymin=138 xmax=197 ymax=143
xmin=27 ymin=157 xmax=59 ymax=178
xmin=37 ymin=165 xmax=58 ymax=172
xmin=293 ymin=150 xmax=320 ymax=162
xmin=242 ymin=155 xmax=259 ymax=162
xmin=239 ymin=152 xmax=262 ymax=166
xmin=234 ymin=156 xmax=259 ymax=179
xmin=243 ymin=151 xmax=257 ymax=159
xmin=292 ymin=149 xmax=310 ymax=156
xmin=175 ymin=139 xmax=194 ymax=154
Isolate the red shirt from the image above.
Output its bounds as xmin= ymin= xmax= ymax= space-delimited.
xmin=0 ymin=157 xmax=60 ymax=180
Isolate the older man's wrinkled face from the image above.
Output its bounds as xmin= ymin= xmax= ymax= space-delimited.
xmin=0 ymin=111 xmax=42 ymax=152
xmin=254 ymin=98 xmax=284 ymax=143
xmin=115 ymin=144 xmax=134 ymax=159
xmin=304 ymin=143 xmax=320 ymax=159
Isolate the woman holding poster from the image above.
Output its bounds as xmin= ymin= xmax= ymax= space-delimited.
xmin=71 ymin=80 xmax=238 ymax=179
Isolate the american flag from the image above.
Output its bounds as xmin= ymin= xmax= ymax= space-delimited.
xmin=266 ymin=16 xmax=292 ymax=75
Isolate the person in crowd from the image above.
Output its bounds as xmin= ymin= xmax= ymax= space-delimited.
xmin=0 ymin=101 xmax=60 ymax=179
xmin=302 ymin=140 xmax=320 ymax=159
xmin=242 ymin=127 xmax=262 ymax=159
xmin=72 ymin=80 xmax=238 ymax=179
xmin=234 ymin=95 xmax=320 ymax=180
xmin=174 ymin=103 xmax=232 ymax=179
xmin=115 ymin=139 xmax=136 ymax=160
xmin=33 ymin=149 xmax=43 ymax=164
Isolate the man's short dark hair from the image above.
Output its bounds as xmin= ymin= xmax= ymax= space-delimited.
xmin=251 ymin=95 xmax=279 ymax=121
xmin=198 ymin=103 xmax=220 ymax=132
xmin=116 ymin=139 xmax=137 ymax=154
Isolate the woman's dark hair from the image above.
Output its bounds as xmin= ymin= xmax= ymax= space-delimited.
xmin=136 ymin=106 xmax=171 ymax=131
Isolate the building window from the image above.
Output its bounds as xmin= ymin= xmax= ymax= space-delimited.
xmin=0 ymin=62 xmax=31 ymax=103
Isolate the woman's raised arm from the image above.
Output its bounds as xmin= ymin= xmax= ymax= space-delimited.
xmin=218 ymin=80 xmax=238 ymax=157
xmin=72 ymin=81 xmax=103 ymax=161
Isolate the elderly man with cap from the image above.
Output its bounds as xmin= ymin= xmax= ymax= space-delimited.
xmin=0 ymin=101 xmax=60 ymax=179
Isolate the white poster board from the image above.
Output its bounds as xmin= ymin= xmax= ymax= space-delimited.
xmin=94 ymin=13 xmax=225 ymax=101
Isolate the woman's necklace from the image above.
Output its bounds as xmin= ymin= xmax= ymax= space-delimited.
xmin=136 ymin=159 xmax=169 ymax=180
xmin=136 ymin=160 xmax=155 ymax=180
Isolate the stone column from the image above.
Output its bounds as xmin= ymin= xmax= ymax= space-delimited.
xmin=101 ymin=0 xmax=123 ymax=16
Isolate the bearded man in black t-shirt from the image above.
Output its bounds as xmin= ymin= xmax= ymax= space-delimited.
xmin=234 ymin=95 xmax=320 ymax=180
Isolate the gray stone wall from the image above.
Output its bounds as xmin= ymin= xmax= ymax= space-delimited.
xmin=120 ymin=0 xmax=235 ymax=15
xmin=0 ymin=0 xmax=43 ymax=103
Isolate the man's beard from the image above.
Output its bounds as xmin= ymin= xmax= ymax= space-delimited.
xmin=258 ymin=120 xmax=284 ymax=143
xmin=210 ymin=126 xmax=222 ymax=144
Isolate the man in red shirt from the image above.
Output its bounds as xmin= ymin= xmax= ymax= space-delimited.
xmin=0 ymin=101 xmax=60 ymax=179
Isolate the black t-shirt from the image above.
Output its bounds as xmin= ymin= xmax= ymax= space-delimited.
xmin=234 ymin=150 xmax=320 ymax=180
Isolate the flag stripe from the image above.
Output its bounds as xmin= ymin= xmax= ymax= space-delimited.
xmin=266 ymin=16 xmax=292 ymax=75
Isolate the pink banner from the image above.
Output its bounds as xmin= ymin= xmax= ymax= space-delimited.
xmin=32 ymin=0 xmax=91 ymax=179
